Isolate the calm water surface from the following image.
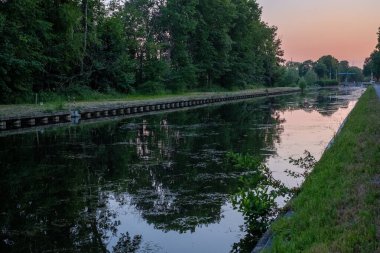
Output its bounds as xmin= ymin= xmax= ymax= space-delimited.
xmin=0 ymin=88 xmax=364 ymax=253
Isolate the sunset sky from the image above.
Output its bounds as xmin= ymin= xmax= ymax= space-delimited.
xmin=256 ymin=0 xmax=380 ymax=67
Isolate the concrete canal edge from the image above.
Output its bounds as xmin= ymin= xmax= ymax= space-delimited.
xmin=252 ymin=210 xmax=294 ymax=253
xmin=0 ymin=87 xmax=299 ymax=133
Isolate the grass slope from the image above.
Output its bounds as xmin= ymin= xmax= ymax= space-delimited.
xmin=269 ymin=87 xmax=380 ymax=252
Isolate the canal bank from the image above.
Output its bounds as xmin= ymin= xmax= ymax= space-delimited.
xmin=0 ymin=87 xmax=299 ymax=132
xmin=0 ymin=87 xmax=362 ymax=253
xmin=259 ymin=87 xmax=380 ymax=252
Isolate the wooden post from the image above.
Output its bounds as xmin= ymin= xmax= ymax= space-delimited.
xmin=27 ymin=119 xmax=36 ymax=126
xmin=13 ymin=120 xmax=21 ymax=128
xmin=41 ymin=117 xmax=49 ymax=124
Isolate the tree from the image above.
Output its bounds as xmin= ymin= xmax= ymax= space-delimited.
xmin=347 ymin=66 xmax=364 ymax=82
xmin=317 ymin=55 xmax=339 ymax=79
xmin=80 ymin=0 xmax=89 ymax=75
xmin=161 ymin=0 xmax=199 ymax=91
xmin=286 ymin=61 xmax=301 ymax=69
xmin=122 ymin=0 xmax=168 ymax=89
xmin=298 ymin=77 xmax=306 ymax=92
xmin=377 ymin=27 xmax=380 ymax=51
xmin=338 ymin=60 xmax=349 ymax=73
xmin=313 ymin=62 xmax=328 ymax=80
xmin=363 ymin=27 xmax=380 ymax=81
xmin=304 ymin=69 xmax=318 ymax=86
xmin=88 ymin=15 xmax=135 ymax=92
xmin=0 ymin=0 xmax=287 ymax=102
xmin=191 ymin=0 xmax=236 ymax=88
xmin=223 ymin=0 xmax=284 ymax=88
xmin=279 ymin=66 xmax=299 ymax=86
xmin=338 ymin=60 xmax=349 ymax=82
xmin=0 ymin=0 xmax=52 ymax=101
xmin=260 ymin=26 xmax=285 ymax=86
xmin=363 ymin=52 xmax=380 ymax=81
xmin=40 ymin=1 xmax=83 ymax=89
xmin=299 ymin=60 xmax=314 ymax=77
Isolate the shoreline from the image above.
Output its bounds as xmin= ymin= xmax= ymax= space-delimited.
xmin=0 ymin=87 xmax=299 ymax=133
xmin=254 ymin=87 xmax=379 ymax=252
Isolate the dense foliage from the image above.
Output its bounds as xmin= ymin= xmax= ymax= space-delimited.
xmin=228 ymin=152 xmax=290 ymax=253
xmin=363 ymin=27 xmax=380 ymax=81
xmin=0 ymin=0 xmax=284 ymax=103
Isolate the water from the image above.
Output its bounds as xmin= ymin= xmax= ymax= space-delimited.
xmin=0 ymin=88 xmax=364 ymax=253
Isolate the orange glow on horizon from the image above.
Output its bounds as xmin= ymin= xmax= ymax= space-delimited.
xmin=257 ymin=0 xmax=380 ymax=67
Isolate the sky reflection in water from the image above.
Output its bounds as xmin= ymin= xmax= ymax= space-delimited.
xmin=0 ymin=88 xmax=364 ymax=253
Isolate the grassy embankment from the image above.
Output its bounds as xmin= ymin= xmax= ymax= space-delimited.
xmin=268 ymin=87 xmax=380 ymax=252
xmin=4 ymin=83 xmax=262 ymax=105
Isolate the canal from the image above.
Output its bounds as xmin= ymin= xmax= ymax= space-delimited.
xmin=0 ymin=87 xmax=364 ymax=253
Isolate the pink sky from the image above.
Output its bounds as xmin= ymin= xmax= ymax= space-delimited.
xmin=257 ymin=0 xmax=380 ymax=67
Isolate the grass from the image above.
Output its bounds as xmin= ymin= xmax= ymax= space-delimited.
xmin=8 ymin=83 xmax=266 ymax=105
xmin=268 ymin=87 xmax=380 ymax=252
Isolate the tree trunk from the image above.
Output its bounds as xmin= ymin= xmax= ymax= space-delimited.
xmin=81 ymin=0 xmax=88 ymax=75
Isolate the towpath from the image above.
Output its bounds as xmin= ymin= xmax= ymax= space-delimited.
xmin=375 ymin=84 xmax=380 ymax=99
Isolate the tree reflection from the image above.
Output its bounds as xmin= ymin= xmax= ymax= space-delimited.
xmin=0 ymin=89 xmax=358 ymax=252
xmin=228 ymin=153 xmax=291 ymax=253
xmin=0 ymin=98 xmax=284 ymax=252
xmin=113 ymin=233 xmax=142 ymax=253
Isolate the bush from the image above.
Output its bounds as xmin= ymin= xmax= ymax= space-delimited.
xmin=278 ymin=67 xmax=300 ymax=86
xmin=304 ymin=70 xmax=318 ymax=86
xmin=299 ymin=78 xmax=307 ymax=92
xmin=137 ymin=81 xmax=165 ymax=95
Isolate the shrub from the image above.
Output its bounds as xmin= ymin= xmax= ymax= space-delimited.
xmin=137 ymin=81 xmax=165 ymax=95
xmin=304 ymin=70 xmax=318 ymax=86
xmin=299 ymin=78 xmax=307 ymax=92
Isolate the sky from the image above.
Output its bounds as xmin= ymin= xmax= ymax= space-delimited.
xmin=256 ymin=0 xmax=380 ymax=67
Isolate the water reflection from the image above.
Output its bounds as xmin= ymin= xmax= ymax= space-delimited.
xmin=0 ymin=88 xmax=364 ymax=253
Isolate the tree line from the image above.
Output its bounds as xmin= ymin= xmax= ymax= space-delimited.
xmin=364 ymin=27 xmax=380 ymax=81
xmin=279 ymin=55 xmax=364 ymax=88
xmin=0 ymin=0 xmax=284 ymax=103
